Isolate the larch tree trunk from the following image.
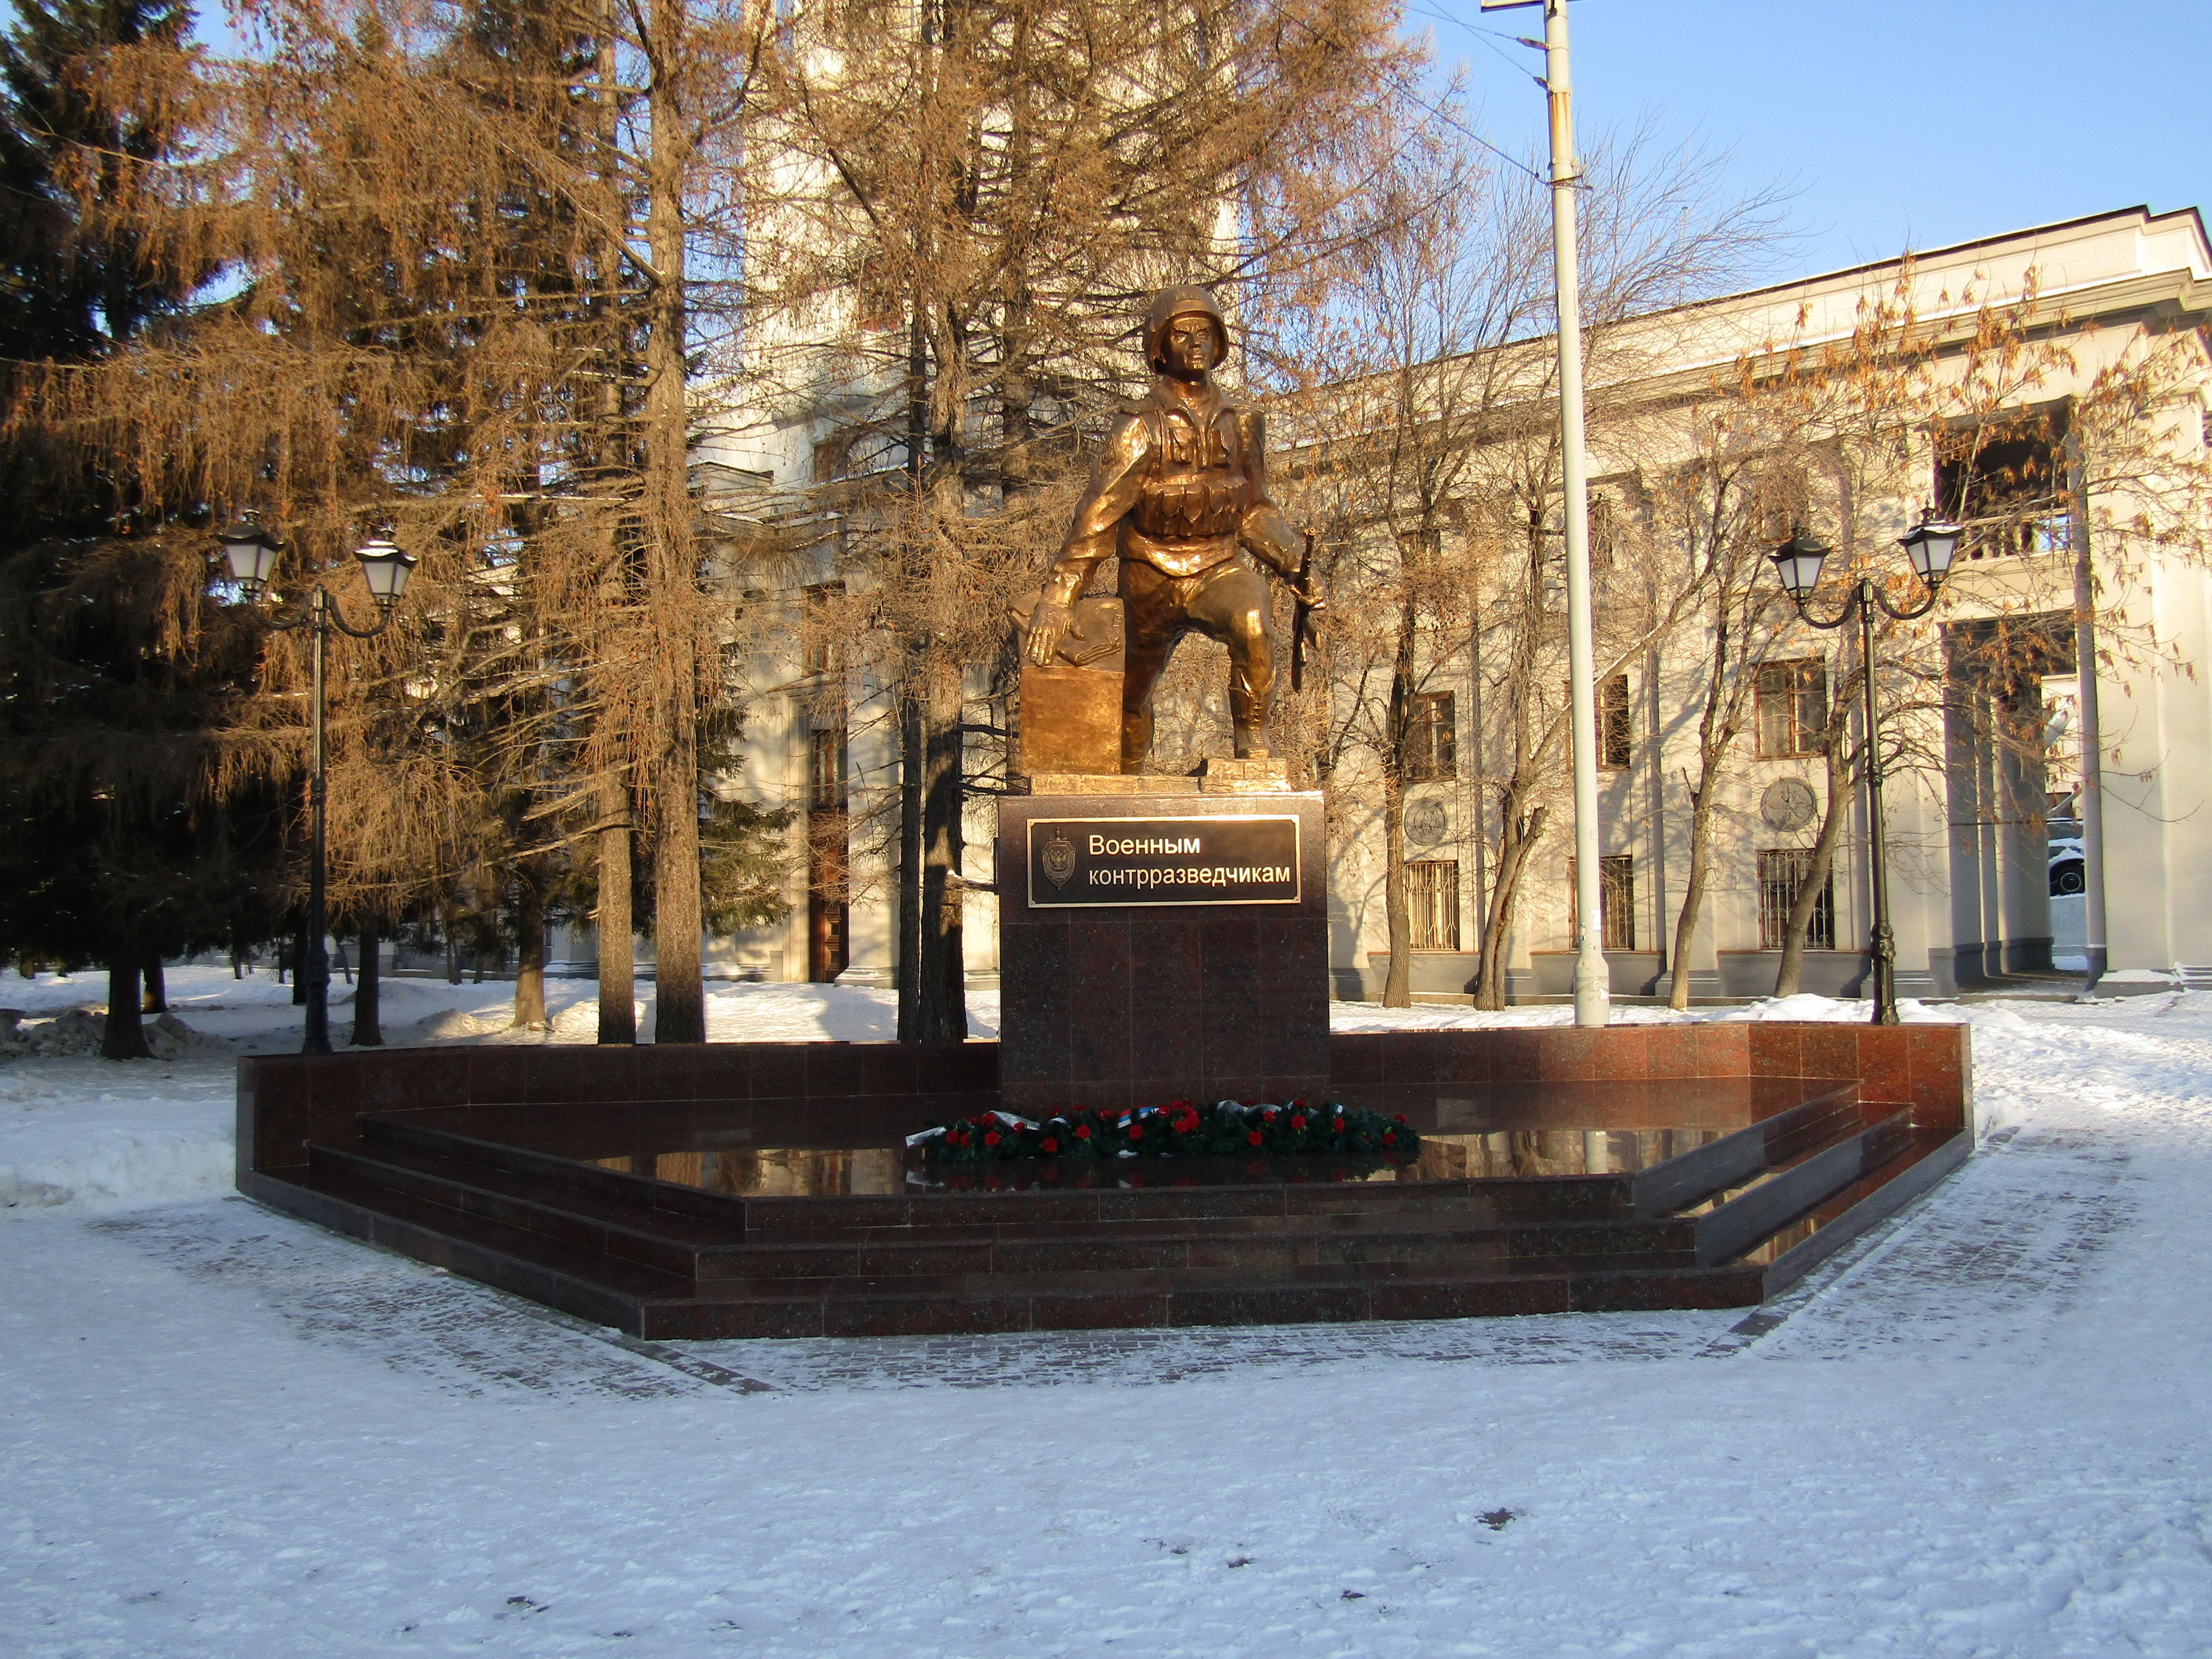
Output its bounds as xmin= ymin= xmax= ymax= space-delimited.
xmin=894 ymin=293 xmax=929 ymax=1043
xmin=512 ymin=872 xmax=549 ymax=1031
xmin=352 ymin=922 xmax=383 ymax=1047
xmin=590 ymin=9 xmax=636 ymax=1049
xmin=1380 ymin=575 xmax=1420 ymax=1008
xmin=895 ymin=678 xmax=923 ymax=1039
xmin=596 ymin=771 xmax=636 ymax=1044
xmin=1381 ymin=766 xmax=1411 ymax=1006
xmin=641 ymin=0 xmax=705 ymax=1045
xmin=102 ymin=954 xmax=148 ymax=1060
xmin=917 ymin=658 xmax=967 ymax=1042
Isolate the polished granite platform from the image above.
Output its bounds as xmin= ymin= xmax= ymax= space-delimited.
xmin=234 ymin=1028 xmax=1973 ymax=1340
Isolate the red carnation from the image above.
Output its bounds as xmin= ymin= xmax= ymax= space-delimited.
xmin=1264 ymin=1108 xmax=1278 ymax=1121
xmin=1074 ymin=1124 xmax=1092 ymax=1140
xmin=1291 ymin=1115 xmax=1307 ymax=1131
xmin=1332 ymin=1117 xmax=1345 ymax=1133
xmin=1394 ymin=1114 xmax=1407 ymax=1124
xmin=1040 ymin=1136 xmax=1059 ymax=1154
xmin=1382 ymin=1131 xmax=1397 ymax=1147
xmin=982 ymin=1113 xmax=999 ymax=1125
xmin=984 ymin=1130 xmax=1001 ymax=1147
xmin=1128 ymin=1125 xmax=1143 ymax=1141
xmin=1248 ymin=1130 xmax=1265 ymax=1147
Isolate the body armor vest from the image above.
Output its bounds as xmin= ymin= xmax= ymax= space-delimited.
xmin=1131 ymin=403 xmax=1251 ymax=544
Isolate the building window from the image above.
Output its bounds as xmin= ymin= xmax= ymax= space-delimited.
xmin=801 ymin=582 xmax=845 ymax=677
xmin=1599 ymin=673 xmax=1632 ymax=769
xmin=1937 ymin=407 xmax=2070 ymax=559
xmin=855 ymin=253 xmax=901 ymax=333
xmin=1568 ymin=855 xmax=1636 ymax=952
xmin=1759 ymin=849 xmax=1834 ymax=950
xmin=810 ymin=427 xmax=856 ymax=484
xmin=809 ymin=726 xmax=847 ymax=811
xmin=1407 ymin=860 xmax=1460 ymax=951
xmin=1404 ymin=690 xmax=1456 ymax=782
xmin=1756 ymin=659 xmax=1828 ymax=759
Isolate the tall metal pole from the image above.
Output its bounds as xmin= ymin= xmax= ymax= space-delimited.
xmin=2067 ymin=446 xmax=2108 ymax=994
xmin=1545 ymin=0 xmax=1609 ymax=1026
xmin=304 ymin=590 xmax=332 ymax=1054
xmin=1857 ymin=580 xmax=1899 ymax=1026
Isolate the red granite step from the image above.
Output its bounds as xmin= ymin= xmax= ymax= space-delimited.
xmin=313 ymin=1138 xmax=1703 ymax=1286
xmin=285 ymin=1158 xmax=1635 ymax=1338
xmin=358 ymin=1113 xmax=1641 ymax=1232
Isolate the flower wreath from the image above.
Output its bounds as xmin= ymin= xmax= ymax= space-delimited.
xmin=914 ymin=1099 xmax=1419 ymax=1164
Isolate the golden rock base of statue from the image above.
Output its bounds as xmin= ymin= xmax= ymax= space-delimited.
xmin=1200 ymin=757 xmax=1291 ymax=793
xmin=1018 ymin=664 xmax=1123 ymax=778
xmin=1028 ymin=771 xmax=1198 ymax=796
xmin=1023 ymin=757 xmax=1292 ymax=797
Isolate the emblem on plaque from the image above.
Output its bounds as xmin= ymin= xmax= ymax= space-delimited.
xmin=1760 ymin=777 xmax=1818 ymax=832
xmin=1041 ymin=830 xmax=1077 ymax=887
xmin=1405 ymin=797 xmax=1449 ymax=848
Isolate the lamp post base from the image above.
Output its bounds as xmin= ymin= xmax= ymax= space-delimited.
xmin=1571 ymin=941 xmax=1610 ymax=1029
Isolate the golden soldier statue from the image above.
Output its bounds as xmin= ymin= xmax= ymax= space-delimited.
xmin=1022 ymin=285 xmax=1315 ymax=771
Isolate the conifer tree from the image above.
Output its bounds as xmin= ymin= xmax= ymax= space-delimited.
xmin=0 ymin=0 xmax=249 ymax=1058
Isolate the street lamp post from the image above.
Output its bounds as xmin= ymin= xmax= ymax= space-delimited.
xmin=1768 ymin=509 xmax=1961 ymax=1026
xmin=1482 ymin=0 xmax=1606 ymax=1024
xmin=215 ymin=516 xmax=417 ymax=1054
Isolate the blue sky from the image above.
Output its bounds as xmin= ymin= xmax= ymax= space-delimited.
xmin=178 ymin=0 xmax=2206 ymax=282
xmin=1425 ymin=0 xmax=2211 ymax=278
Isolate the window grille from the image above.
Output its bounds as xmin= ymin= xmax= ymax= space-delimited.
xmin=1568 ymin=855 xmax=1636 ymax=952
xmin=1406 ymin=860 xmax=1460 ymax=951
xmin=1759 ymin=849 xmax=1834 ymax=950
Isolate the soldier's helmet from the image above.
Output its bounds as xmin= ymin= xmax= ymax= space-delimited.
xmin=1144 ymin=285 xmax=1229 ymax=372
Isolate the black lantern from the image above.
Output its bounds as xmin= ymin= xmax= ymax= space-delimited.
xmin=1896 ymin=508 xmax=1963 ymax=589
xmin=215 ymin=517 xmax=283 ymax=599
xmin=355 ymin=535 xmax=418 ymax=608
xmin=1767 ymin=526 xmax=1832 ymax=602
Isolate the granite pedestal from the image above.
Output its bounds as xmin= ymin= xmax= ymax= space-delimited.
xmin=995 ymin=786 xmax=1329 ymax=1115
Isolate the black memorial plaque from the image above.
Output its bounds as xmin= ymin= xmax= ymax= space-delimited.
xmin=1026 ymin=815 xmax=1301 ymax=908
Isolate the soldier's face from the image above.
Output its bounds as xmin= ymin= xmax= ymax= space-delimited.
xmin=1163 ymin=315 xmax=1219 ymax=378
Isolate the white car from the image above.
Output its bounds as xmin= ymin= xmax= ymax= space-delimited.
xmin=2049 ymin=836 xmax=2086 ymax=897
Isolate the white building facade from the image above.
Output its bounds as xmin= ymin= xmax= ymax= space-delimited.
xmin=613 ymin=205 xmax=2211 ymax=1005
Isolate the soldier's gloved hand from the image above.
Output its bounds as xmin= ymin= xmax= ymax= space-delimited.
xmin=1026 ymin=598 xmax=1074 ymax=667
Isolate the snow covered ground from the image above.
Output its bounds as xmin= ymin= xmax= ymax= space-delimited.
xmin=7 ymin=981 xmax=2212 ymax=1655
